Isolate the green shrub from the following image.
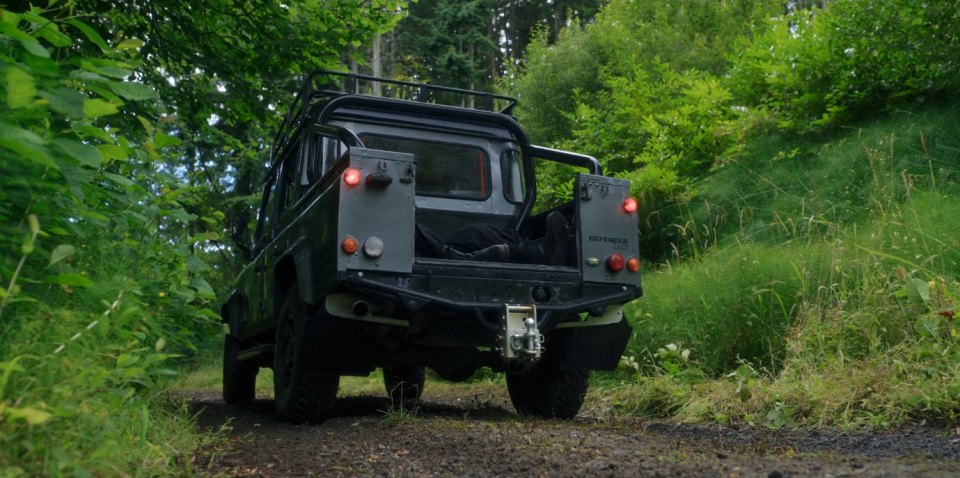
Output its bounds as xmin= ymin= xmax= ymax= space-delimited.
xmin=1 ymin=7 xmax=218 ymax=475
xmin=729 ymin=0 xmax=960 ymax=133
xmin=504 ymin=0 xmax=781 ymax=145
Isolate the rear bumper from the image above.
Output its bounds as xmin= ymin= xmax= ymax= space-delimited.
xmin=340 ymin=262 xmax=642 ymax=330
xmin=296 ymin=263 xmax=642 ymax=374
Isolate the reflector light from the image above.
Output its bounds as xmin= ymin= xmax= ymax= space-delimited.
xmin=627 ymin=257 xmax=641 ymax=273
xmin=343 ymin=167 xmax=361 ymax=187
xmin=363 ymin=236 xmax=384 ymax=258
xmin=341 ymin=236 xmax=358 ymax=254
xmin=623 ymin=197 xmax=638 ymax=213
xmin=607 ymin=253 xmax=625 ymax=272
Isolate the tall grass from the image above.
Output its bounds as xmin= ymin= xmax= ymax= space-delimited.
xmin=617 ymin=98 xmax=960 ymax=427
xmin=0 ymin=234 xmax=217 ymax=476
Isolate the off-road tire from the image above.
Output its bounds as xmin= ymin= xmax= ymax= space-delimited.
xmin=383 ymin=365 xmax=426 ymax=405
xmin=505 ymin=330 xmax=589 ymax=419
xmin=223 ymin=333 xmax=257 ymax=405
xmin=274 ymin=287 xmax=339 ymax=423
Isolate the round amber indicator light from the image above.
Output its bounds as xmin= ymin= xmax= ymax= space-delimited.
xmin=341 ymin=236 xmax=359 ymax=254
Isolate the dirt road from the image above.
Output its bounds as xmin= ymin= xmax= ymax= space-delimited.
xmin=183 ymin=383 xmax=960 ymax=477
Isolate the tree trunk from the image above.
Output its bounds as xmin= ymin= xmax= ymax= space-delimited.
xmin=372 ymin=33 xmax=382 ymax=95
xmin=468 ymin=42 xmax=475 ymax=108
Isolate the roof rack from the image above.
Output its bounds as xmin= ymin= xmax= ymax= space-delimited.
xmin=302 ymin=70 xmax=518 ymax=115
xmin=271 ymin=70 xmax=519 ymax=167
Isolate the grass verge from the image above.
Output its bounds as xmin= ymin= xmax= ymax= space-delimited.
xmin=615 ymin=98 xmax=960 ymax=428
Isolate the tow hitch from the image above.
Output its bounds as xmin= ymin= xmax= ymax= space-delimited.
xmin=499 ymin=304 xmax=543 ymax=362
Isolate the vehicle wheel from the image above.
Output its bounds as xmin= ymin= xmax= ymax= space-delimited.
xmin=383 ymin=365 xmax=425 ymax=405
xmin=273 ymin=287 xmax=340 ymax=423
xmin=505 ymin=330 xmax=589 ymax=419
xmin=223 ymin=334 xmax=257 ymax=405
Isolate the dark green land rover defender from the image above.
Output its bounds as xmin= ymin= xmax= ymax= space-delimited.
xmin=221 ymin=71 xmax=642 ymax=421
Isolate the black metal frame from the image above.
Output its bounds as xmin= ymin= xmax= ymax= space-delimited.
xmin=268 ymin=69 xmax=604 ymax=233
xmin=271 ymin=70 xmax=517 ymax=164
xmin=310 ymin=70 xmax=519 ymax=114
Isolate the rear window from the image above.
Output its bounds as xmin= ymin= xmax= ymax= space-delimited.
xmin=361 ymin=134 xmax=490 ymax=200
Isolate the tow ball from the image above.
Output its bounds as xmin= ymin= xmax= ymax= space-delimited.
xmin=499 ymin=304 xmax=543 ymax=361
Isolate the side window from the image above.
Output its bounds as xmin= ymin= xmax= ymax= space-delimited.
xmin=304 ymin=134 xmax=346 ymax=184
xmin=501 ymin=149 xmax=525 ymax=203
xmin=280 ymin=149 xmax=299 ymax=211
xmin=323 ymin=137 xmax=346 ymax=173
xmin=254 ymin=174 xmax=279 ymax=246
xmin=305 ymin=133 xmax=324 ymax=184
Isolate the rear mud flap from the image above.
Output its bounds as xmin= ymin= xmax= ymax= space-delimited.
xmin=558 ymin=319 xmax=632 ymax=371
xmin=300 ymin=312 xmax=375 ymax=376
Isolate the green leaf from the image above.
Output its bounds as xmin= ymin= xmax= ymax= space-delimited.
xmin=80 ymin=60 xmax=131 ymax=79
xmin=96 ymin=144 xmax=129 ymax=163
xmin=115 ymin=38 xmax=144 ymax=50
xmin=83 ymin=99 xmax=119 ymax=117
xmin=31 ymin=22 xmax=72 ymax=48
xmin=0 ymin=121 xmax=44 ymax=145
xmin=70 ymin=70 xmax=107 ymax=82
xmin=53 ymin=138 xmax=103 ymax=168
xmin=39 ymin=88 xmax=85 ymax=118
xmin=191 ymin=231 xmax=221 ymax=242
xmin=44 ymin=273 xmax=93 ymax=287
xmin=66 ymin=18 xmax=111 ymax=54
xmin=103 ymin=172 xmax=134 ymax=187
xmin=48 ymin=244 xmax=76 ymax=266
xmin=5 ymin=406 xmax=52 ymax=425
xmin=21 ymin=53 xmax=60 ymax=78
xmin=0 ymin=138 xmax=56 ymax=169
xmin=109 ymin=81 xmax=155 ymax=100
xmin=160 ymin=208 xmax=197 ymax=223
xmin=191 ymin=278 xmax=217 ymax=301
xmin=116 ymin=353 xmax=138 ymax=368
xmin=153 ymin=132 xmax=181 ymax=148
xmin=914 ymin=317 xmax=941 ymax=338
xmin=2 ymin=11 xmax=20 ymax=26
xmin=197 ymin=308 xmax=221 ymax=321
xmin=80 ymin=209 xmax=110 ymax=225
xmin=136 ymin=116 xmax=154 ymax=135
xmin=6 ymin=67 xmax=37 ymax=109
xmin=0 ymin=21 xmax=50 ymax=58
xmin=28 ymin=214 xmax=39 ymax=235
xmin=74 ymin=124 xmax=116 ymax=144
xmin=185 ymin=254 xmax=206 ymax=273
xmin=901 ymin=278 xmax=931 ymax=304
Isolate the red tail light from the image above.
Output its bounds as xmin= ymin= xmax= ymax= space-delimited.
xmin=623 ymin=197 xmax=638 ymax=213
xmin=343 ymin=167 xmax=361 ymax=187
xmin=607 ymin=253 xmax=625 ymax=272
xmin=627 ymin=257 xmax=641 ymax=273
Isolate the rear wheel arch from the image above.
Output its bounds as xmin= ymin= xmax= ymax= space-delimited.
xmin=221 ymin=293 xmax=248 ymax=337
